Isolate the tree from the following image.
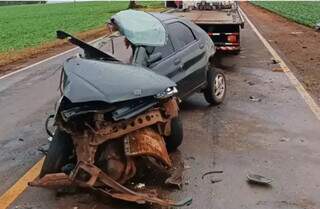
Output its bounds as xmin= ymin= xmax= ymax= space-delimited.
xmin=128 ymin=0 xmax=137 ymax=9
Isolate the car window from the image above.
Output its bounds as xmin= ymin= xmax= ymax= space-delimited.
xmin=167 ymin=22 xmax=195 ymax=50
xmin=152 ymin=38 xmax=175 ymax=58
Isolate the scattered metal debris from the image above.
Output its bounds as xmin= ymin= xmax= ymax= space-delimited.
xmin=184 ymin=164 xmax=191 ymax=169
xmin=210 ymin=179 xmax=222 ymax=184
xmin=271 ymin=58 xmax=280 ymax=64
xmin=201 ymin=170 xmax=223 ymax=180
xmin=165 ymin=163 xmax=184 ymax=189
xmin=37 ymin=144 xmax=49 ymax=155
xmin=135 ymin=183 xmax=145 ymax=189
xmin=247 ymin=173 xmax=273 ymax=185
xmin=279 ymin=137 xmax=290 ymax=142
xmin=249 ymin=96 xmax=262 ymax=102
xmin=186 ymin=156 xmax=195 ymax=160
xmin=247 ymin=81 xmax=255 ymax=86
xmin=272 ymin=67 xmax=284 ymax=72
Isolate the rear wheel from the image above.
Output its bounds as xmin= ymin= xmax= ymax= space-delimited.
xmin=204 ymin=68 xmax=226 ymax=105
xmin=165 ymin=117 xmax=183 ymax=152
xmin=40 ymin=129 xmax=73 ymax=178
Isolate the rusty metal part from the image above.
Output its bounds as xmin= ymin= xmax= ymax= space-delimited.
xmin=31 ymin=98 xmax=188 ymax=207
xmin=118 ymin=157 xmax=136 ymax=184
xmin=68 ymin=97 xmax=180 ymax=147
xmin=92 ymin=109 xmax=166 ymax=145
xmin=30 ymin=163 xmax=192 ymax=207
xmin=72 ymin=131 xmax=97 ymax=163
xmin=165 ymin=162 xmax=184 ymax=189
xmin=72 ymin=162 xmax=192 ymax=207
xmin=162 ymin=98 xmax=179 ymax=136
xmin=96 ymin=140 xmax=128 ymax=182
xmin=29 ymin=173 xmax=72 ymax=188
xmin=124 ymin=127 xmax=172 ymax=167
xmin=100 ymin=190 xmax=192 ymax=207
xmin=163 ymin=97 xmax=179 ymax=118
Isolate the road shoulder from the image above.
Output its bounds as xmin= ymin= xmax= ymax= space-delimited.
xmin=241 ymin=2 xmax=320 ymax=105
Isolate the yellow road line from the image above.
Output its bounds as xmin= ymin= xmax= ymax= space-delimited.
xmin=239 ymin=7 xmax=320 ymax=121
xmin=0 ymin=157 xmax=44 ymax=209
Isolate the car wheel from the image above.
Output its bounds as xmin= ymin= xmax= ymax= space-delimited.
xmin=204 ymin=68 xmax=226 ymax=105
xmin=40 ymin=129 xmax=73 ymax=178
xmin=165 ymin=117 xmax=183 ymax=152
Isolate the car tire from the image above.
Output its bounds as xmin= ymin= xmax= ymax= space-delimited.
xmin=165 ymin=117 xmax=183 ymax=152
xmin=204 ymin=67 xmax=226 ymax=105
xmin=40 ymin=129 xmax=73 ymax=178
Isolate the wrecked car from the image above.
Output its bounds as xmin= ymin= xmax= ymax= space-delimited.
xmin=109 ymin=10 xmax=227 ymax=104
xmin=30 ymin=10 xmax=225 ymax=207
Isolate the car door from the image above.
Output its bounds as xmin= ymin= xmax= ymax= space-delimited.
xmin=148 ymin=37 xmax=187 ymax=96
xmin=167 ymin=21 xmax=207 ymax=98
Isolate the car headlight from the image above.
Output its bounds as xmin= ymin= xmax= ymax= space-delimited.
xmin=155 ymin=87 xmax=178 ymax=99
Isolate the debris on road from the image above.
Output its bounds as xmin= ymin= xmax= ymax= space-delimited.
xmin=210 ymin=179 xmax=223 ymax=184
xmin=271 ymin=58 xmax=280 ymax=64
xmin=186 ymin=156 xmax=195 ymax=160
xmin=184 ymin=164 xmax=191 ymax=169
xmin=247 ymin=173 xmax=273 ymax=185
xmin=290 ymin=31 xmax=303 ymax=35
xmin=37 ymin=144 xmax=49 ymax=155
xmin=201 ymin=170 xmax=223 ymax=180
xmin=279 ymin=137 xmax=290 ymax=142
xmin=165 ymin=163 xmax=184 ymax=189
xmin=249 ymin=96 xmax=262 ymax=102
xmin=18 ymin=138 xmax=24 ymax=142
xmin=247 ymin=81 xmax=255 ymax=86
xmin=272 ymin=67 xmax=284 ymax=72
xmin=135 ymin=183 xmax=146 ymax=189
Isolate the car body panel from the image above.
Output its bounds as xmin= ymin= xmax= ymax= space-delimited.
xmin=138 ymin=15 xmax=215 ymax=98
xmin=62 ymin=57 xmax=176 ymax=104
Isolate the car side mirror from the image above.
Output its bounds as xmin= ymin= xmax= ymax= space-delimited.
xmin=148 ymin=52 xmax=162 ymax=64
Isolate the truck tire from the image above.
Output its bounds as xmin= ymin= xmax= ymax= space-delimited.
xmin=40 ymin=129 xmax=73 ymax=178
xmin=165 ymin=117 xmax=183 ymax=152
xmin=204 ymin=68 xmax=226 ymax=105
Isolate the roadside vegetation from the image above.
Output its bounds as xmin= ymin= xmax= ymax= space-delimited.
xmin=0 ymin=1 xmax=163 ymax=53
xmin=251 ymin=1 xmax=320 ymax=28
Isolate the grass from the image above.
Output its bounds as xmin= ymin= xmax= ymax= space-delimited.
xmin=0 ymin=1 xmax=163 ymax=53
xmin=251 ymin=1 xmax=320 ymax=28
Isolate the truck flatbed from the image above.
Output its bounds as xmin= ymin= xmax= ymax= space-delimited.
xmin=171 ymin=7 xmax=244 ymax=53
xmin=172 ymin=9 xmax=244 ymax=26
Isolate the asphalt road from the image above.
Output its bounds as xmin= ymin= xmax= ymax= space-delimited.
xmin=1 ymin=10 xmax=320 ymax=209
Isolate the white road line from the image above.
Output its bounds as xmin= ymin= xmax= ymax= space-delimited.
xmin=0 ymin=36 xmax=104 ymax=80
xmin=239 ymin=7 xmax=320 ymax=121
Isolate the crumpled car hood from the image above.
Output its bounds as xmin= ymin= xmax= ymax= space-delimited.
xmin=62 ymin=57 xmax=176 ymax=103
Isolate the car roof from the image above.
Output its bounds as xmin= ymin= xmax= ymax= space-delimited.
xmin=149 ymin=12 xmax=179 ymax=22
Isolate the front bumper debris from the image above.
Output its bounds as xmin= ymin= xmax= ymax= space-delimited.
xmin=30 ymin=162 xmax=192 ymax=207
xmin=29 ymin=98 xmax=192 ymax=207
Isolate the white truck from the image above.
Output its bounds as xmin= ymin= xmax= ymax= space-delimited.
xmin=166 ymin=1 xmax=244 ymax=53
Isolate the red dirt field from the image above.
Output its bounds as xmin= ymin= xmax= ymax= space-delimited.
xmin=241 ymin=2 xmax=320 ymax=104
xmin=0 ymin=27 xmax=110 ymax=75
